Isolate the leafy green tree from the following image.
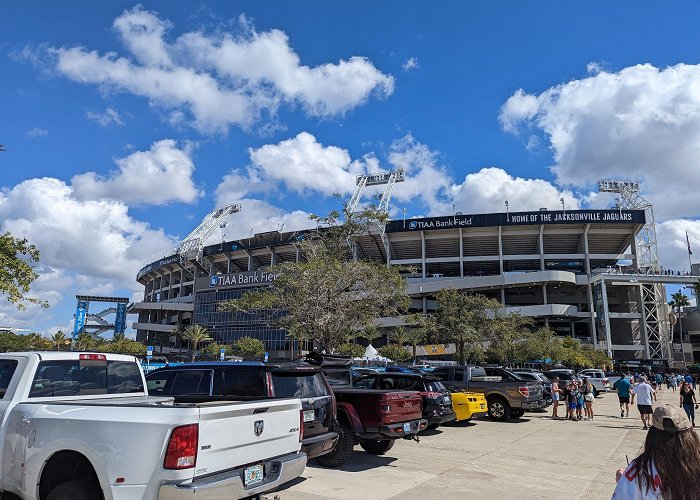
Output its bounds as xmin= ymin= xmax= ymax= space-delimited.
xmin=112 ymin=332 xmax=126 ymax=343
xmin=25 ymin=332 xmax=51 ymax=350
xmin=171 ymin=323 xmax=189 ymax=356
xmin=434 ymin=289 xmax=501 ymax=365
xmin=222 ymin=208 xmax=411 ymax=353
xmin=73 ymin=333 xmax=96 ymax=352
xmin=200 ymin=343 xmax=233 ymax=360
xmin=48 ymin=330 xmax=71 ymax=351
xmin=0 ymin=331 xmax=30 ymax=352
xmin=487 ymin=313 xmax=533 ymax=366
xmin=101 ymin=339 xmax=147 ymax=356
xmin=182 ymin=325 xmax=213 ymax=362
xmin=405 ymin=327 xmax=427 ymax=363
xmin=0 ymin=231 xmax=48 ymax=310
xmin=518 ymin=327 xmax=563 ymax=365
xmin=691 ymin=279 xmax=700 ymax=298
xmin=669 ymin=292 xmax=691 ymax=342
xmin=232 ymin=336 xmax=265 ymax=358
xmin=378 ymin=344 xmax=412 ymax=363
xmin=336 ymin=343 xmax=365 ymax=358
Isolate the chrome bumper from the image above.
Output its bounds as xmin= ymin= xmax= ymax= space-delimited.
xmin=159 ymin=452 xmax=307 ymax=500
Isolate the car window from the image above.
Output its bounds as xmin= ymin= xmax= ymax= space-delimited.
xmin=272 ymin=372 xmax=329 ymax=398
xmin=29 ymin=360 xmax=144 ymax=397
xmin=432 ymin=368 xmax=451 ymax=381
xmin=323 ymin=368 xmax=352 ymax=387
xmin=516 ymin=373 xmax=535 ymax=380
xmin=168 ymin=370 xmax=212 ymax=395
xmin=378 ymin=377 xmax=398 ymax=390
xmin=146 ymin=371 xmax=174 ymax=395
xmin=470 ymin=367 xmax=487 ymax=378
xmin=353 ymin=377 xmax=377 ymax=389
xmin=0 ymin=360 xmax=18 ymax=399
xmin=222 ymin=369 xmax=266 ymax=397
xmin=399 ymin=377 xmax=422 ymax=390
xmin=453 ymin=368 xmax=466 ymax=380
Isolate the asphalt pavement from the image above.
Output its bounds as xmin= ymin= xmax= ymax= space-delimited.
xmin=278 ymin=386 xmax=694 ymax=499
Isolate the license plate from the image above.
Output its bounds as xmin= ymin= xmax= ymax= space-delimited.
xmin=403 ymin=422 xmax=411 ymax=432
xmin=244 ymin=464 xmax=264 ymax=487
xmin=303 ymin=409 xmax=315 ymax=422
xmin=443 ymin=395 xmax=450 ymax=403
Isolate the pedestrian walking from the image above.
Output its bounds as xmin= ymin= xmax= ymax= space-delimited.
xmin=633 ymin=376 xmax=655 ymax=430
xmin=679 ymin=382 xmax=697 ymax=427
xmin=582 ymin=377 xmax=595 ymax=420
xmin=614 ymin=375 xmax=632 ymax=418
xmin=551 ymin=376 xmax=562 ymax=419
xmin=669 ymin=374 xmax=678 ymax=393
xmin=654 ymin=372 xmax=663 ymax=393
xmin=613 ymin=404 xmax=700 ymax=500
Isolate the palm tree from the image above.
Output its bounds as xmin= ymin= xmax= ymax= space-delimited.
xmin=405 ymin=328 xmax=426 ymax=363
xmin=669 ymin=292 xmax=691 ymax=342
xmin=171 ymin=323 xmax=189 ymax=358
xmin=692 ymin=279 xmax=700 ymax=299
xmin=74 ymin=333 xmax=96 ymax=352
xmin=358 ymin=326 xmax=383 ymax=347
xmin=182 ymin=325 xmax=213 ymax=362
xmin=112 ymin=332 xmax=126 ymax=343
xmin=48 ymin=330 xmax=71 ymax=351
xmin=389 ymin=327 xmax=411 ymax=345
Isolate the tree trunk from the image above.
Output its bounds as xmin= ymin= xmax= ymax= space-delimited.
xmin=458 ymin=340 xmax=465 ymax=365
xmin=412 ymin=344 xmax=417 ymax=363
xmin=190 ymin=341 xmax=196 ymax=362
xmin=678 ymin=310 xmax=684 ymax=343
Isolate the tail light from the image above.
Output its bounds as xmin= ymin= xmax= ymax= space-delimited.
xmin=423 ymin=392 xmax=444 ymax=404
xmin=164 ymin=424 xmax=198 ymax=469
xmin=299 ymin=410 xmax=304 ymax=443
xmin=518 ymin=386 xmax=530 ymax=397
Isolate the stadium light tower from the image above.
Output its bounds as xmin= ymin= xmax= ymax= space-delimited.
xmin=346 ymin=168 xmax=405 ymax=215
xmin=179 ymin=202 xmax=241 ymax=272
xmin=598 ymin=179 xmax=669 ymax=361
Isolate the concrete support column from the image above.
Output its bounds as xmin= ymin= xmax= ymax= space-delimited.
xmin=539 ymin=225 xmax=545 ymax=271
xmin=421 ymin=231 xmax=426 ymax=279
xmin=498 ymin=226 xmax=504 ymax=274
xmin=247 ymin=251 xmax=253 ymax=271
xmin=542 ymin=284 xmax=548 ymax=305
xmin=583 ymin=224 xmax=591 ymax=276
xmin=269 ymin=247 xmax=276 ymax=266
xmin=587 ymin=283 xmax=598 ymax=349
xmin=601 ymin=279 xmax=613 ymax=358
xmin=500 ymin=287 xmax=506 ymax=305
xmin=459 ymin=228 xmax=464 ymax=279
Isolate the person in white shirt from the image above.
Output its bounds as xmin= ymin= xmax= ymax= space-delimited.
xmin=633 ymin=376 xmax=655 ymax=429
xmin=612 ymin=404 xmax=700 ymax=500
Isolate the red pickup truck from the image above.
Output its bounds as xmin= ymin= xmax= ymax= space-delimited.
xmin=306 ymin=353 xmax=427 ymax=467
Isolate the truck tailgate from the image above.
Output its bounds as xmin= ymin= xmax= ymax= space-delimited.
xmin=195 ymin=398 xmax=301 ymax=478
xmin=380 ymin=391 xmax=423 ymax=424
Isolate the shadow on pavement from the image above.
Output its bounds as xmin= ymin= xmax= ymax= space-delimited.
xmin=418 ymin=428 xmax=443 ymax=436
xmin=309 ymin=451 xmax=398 ymax=473
xmin=444 ymin=420 xmax=477 ymax=428
xmin=272 ymin=475 xmax=307 ymax=493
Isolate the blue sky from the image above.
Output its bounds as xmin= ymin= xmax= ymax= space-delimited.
xmin=1 ymin=2 xmax=699 ymax=334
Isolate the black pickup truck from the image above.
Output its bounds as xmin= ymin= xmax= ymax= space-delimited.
xmin=432 ymin=365 xmax=545 ymax=421
xmin=145 ymin=361 xmax=339 ymax=461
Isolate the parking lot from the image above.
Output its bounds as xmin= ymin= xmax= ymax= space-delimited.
xmin=279 ymin=387 xmax=689 ymax=499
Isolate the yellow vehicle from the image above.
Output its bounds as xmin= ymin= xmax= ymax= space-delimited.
xmin=451 ymin=391 xmax=488 ymax=422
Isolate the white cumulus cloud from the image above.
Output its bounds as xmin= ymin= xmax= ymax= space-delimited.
xmin=72 ymin=139 xmax=201 ymax=205
xmin=46 ymin=6 xmax=394 ymax=134
xmin=499 ymin=62 xmax=700 ymax=220
xmin=402 ymin=57 xmax=419 ymax=72
xmin=26 ymin=127 xmax=48 ymax=138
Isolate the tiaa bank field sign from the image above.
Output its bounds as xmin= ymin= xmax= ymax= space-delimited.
xmin=195 ymin=270 xmax=280 ymax=291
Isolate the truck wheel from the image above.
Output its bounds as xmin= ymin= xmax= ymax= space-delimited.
xmin=314 ymin=418 xmax=354 ymax=468
xmin=47 ymin=480 xmax=100 ymax=500
xmin=487 ymin=397 xmax=511 ymax=421
xmin=359 ymin=439 xmax=395 ymax=455
xmin=510 ymin=409 xmax=525 ymax=418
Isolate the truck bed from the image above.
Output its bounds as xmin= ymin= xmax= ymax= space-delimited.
xmin=333 ymin=388 xmax=423 ymax=425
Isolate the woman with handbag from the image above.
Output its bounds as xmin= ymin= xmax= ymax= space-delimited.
xmin=582 ymin=377 xmax=595 ymax=421
xmin=679 ymin=381 xmax=697 ymax=426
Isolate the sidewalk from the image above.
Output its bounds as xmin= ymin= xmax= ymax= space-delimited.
xmin=279 ymin=386 xmax=690 ymax=499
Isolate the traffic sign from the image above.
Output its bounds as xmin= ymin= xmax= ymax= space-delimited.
xmin=147 ymin=345 xmax=154 ymax=360
xmin=264 ymin=352 xmax=269 ymax=363
xmin=220 ymin=347 xmax=225 ymax=361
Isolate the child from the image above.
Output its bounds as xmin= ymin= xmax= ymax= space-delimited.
xmin=566 ymin=383 xmax=578 ymax=421
xmin=575 ymin=382 xmax=584 ymax=420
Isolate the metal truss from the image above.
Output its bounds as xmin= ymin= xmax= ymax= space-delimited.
xmin=178 ymin=202 xmax=241 ymax=273
xmin=642 ymin=283 xmax=670 ymax=360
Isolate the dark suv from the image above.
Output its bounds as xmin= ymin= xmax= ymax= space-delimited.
xmin=145 ymin=361 xmax=338 ymax=460
xmin=354 ymin=373 xmax=456 ymax=429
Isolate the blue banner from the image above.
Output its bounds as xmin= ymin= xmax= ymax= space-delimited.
xmin=73 ymin=301 xmax=88 ymax=338
xmin=114 ymin=302 xmax=127 ymax=334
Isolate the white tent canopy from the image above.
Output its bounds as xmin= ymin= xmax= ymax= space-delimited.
xmin=364 ymin=344 xmax=390 ymax=362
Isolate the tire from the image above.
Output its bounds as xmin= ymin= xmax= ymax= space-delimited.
xmin=315 ymin=418 xmax=354 ymax=468
xmin=47 ymin=480 xmax=101 ymax=500
xmin=487 ymin=397 xmax=511 ymax=421
xmin=359 ymin=438 xmax=395 ymax=455
xmin=510 ymin=409 xmax=525 ymax=418
xmin=425 ymin=423 xmax=439 ymax=431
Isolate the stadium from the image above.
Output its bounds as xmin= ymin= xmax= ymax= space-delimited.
xmin=133 ymin=197 xmax=699 ymax=367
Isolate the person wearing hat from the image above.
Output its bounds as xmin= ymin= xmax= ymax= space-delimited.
xmin=613 ymin=404 xmax=700 ymax=500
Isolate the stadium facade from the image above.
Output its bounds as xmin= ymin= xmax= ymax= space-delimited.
xmin=133 ymin=208 xmax=698 ymax=366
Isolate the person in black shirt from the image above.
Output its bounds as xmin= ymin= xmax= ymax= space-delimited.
xmin=679 ymin=382 xmax=697 ymax=426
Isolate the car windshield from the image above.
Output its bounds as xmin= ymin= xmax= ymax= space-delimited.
xmin=425 ymin=380 xmax=447 ymax=392
xmin=271 ymin=372 xmax=329 ymax=398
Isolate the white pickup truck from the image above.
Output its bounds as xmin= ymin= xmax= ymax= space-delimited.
xmin=0 ymin=351 xmax=306 ymax=500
